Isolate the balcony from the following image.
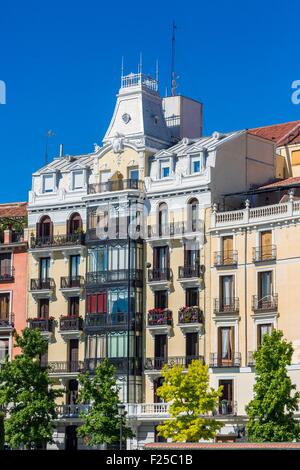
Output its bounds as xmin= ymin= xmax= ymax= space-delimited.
xmin=214 ymin=251 xmax=238 ymax=267
xmin=214 ymin=298 xmax=239 ymax=315
xmin=28 ymin=317 xmax=54 ymax=334
xmin=178 ymin=265 xmax=202 ymax=287
xmin=84 ymin=357 xmax=142 ymax=375
xmin=30 ymin=278 xmax=55 ymax=300
xmin=247 ymin=351 xmax=256 ymax=366
xmin=252 ymin=245 xmax=276 ymax=263
xmin=59 ymin=316 xmax=83 ymax=339
xmin=147 ymin=309 xmax=172 ymax=336
xmin=60 ymin=276 xmax=84 ymax=298
xmin=252 ymin=294 xmax=278 ymax=312
xmin=147 ymin=220 xmax=204 ymax=241
xmin=48 ymin=361 xmax=84 ymax=376
xmin=0 ymin=267 xmax=15 ymax=282
xmin=178 ymin=307 xmax=203 ymax=333
xmin=214 ymin=400 xmax=237 ymax=417
xmin=144 ymin=355 xmax=204 ymax=371
xmin=209 ymin=353 xmax=241 ymax=368
xmin=85 ymin=312 xmax=142 ymax=332
xmin=88 ymin=179 xmax=144 ymax=194
xmin=85 ymin=269 xmax=143 ymax=287
xmin=56 ymin=404 xmax=90 ymax=419
xmin=0 ymin=313 xmax=14 ymax=331
xmin=30 ymin=233 xmax=85 ymax=249
xmin=147 ymin=268 xmax=171 ymax=290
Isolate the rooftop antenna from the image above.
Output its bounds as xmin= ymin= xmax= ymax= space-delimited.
xmin=171 ymin=21 xmax=177 ymax=96
xmin=138 ymin=52 xmax=143 ymax=74
xmin=155 ymin=59 xmax=159 ymax=83
xmin=45 ymin=129 xmax=55 ymax=165
xmin=121 ymin=56 xmax=124 ymax=86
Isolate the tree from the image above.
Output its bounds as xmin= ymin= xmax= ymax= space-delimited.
xmin=156 ymin=359 xmax=223 ymax=442
xmin=0 ymin=410 xmax=4 ymax=450
xmin=246 ymin=329 xmax=300 ymax=442
xmin=77 ymin=359 xmax=133 ymax=447
xmin=0 ymin=328 xmax=62 ymax=449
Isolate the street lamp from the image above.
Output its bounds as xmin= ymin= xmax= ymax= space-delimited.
xmin=117 ymin=404 xmax=126 ymax=450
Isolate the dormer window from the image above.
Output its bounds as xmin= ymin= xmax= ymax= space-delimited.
xmin=160 ymin=160 xmax=170 ymax=179
xmin=190 ymin=153 xmax=205 ymax=174
xmin=72 ymin=170 xmax=84 ymax=190
xmin=42 ymin=174 xmax=54 ymax=193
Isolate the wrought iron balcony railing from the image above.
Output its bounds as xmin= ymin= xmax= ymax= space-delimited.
xmin=0 ymin=313 xmax=14 ymax=328
xmin=214 ymin=400 xmax=237 ymax=416
xmin=147 ymin=220 xmax=203 ymax=238
xmin=247 ymin=351 xmax=256 ymax=366
xmin=147 ymin=309 xmax=172 ymax=326
xmin=86 ymin=269 xmax=143 ymax=286
xmin=60 ymin=276 xmax=84 ymax=289
xmin=85 ymin=312 xmax=142 ymax=330
xmin=253 ymin=245 xmax=276 ymax=262
xmin=59 ymin=316 xmax=83 ymax=331
xmin=28 ymin=318 xmax=54 ymax=332
xmin=214 ymin=250 xmax=238 ymax=267
xmin=88 ymin=179 xmax=144 ymax=194
xmin=144 ymin=355 xmax=204 ymax=370
xmin=209 ymin=353 xmax=241 ymax=368
xmin=252 ymin=294 xmax=278 ymax=312
xmin=30 ymin=278 xmax=55 ymax=291
xmin=56 ymin=404 xmax=90 ymax=418
xmin=148 ymin=268 xmax=171 ymax=282
xmin=214 ymin=298 xmax=239 ymax=314
xmin=30 ymin=233 xmax=85 ymax=249
xmin=0 ymin=267 xmax=15 ymax=282
xmin=178 ymin=265 xmax=201 ymax=279
xmin=48 ymin=361 xmax=84 ymax=373
xmin=84 ymin=357 xmax=142 ymax=374
xmin=178 ymin=307 xmax=203 ymax=324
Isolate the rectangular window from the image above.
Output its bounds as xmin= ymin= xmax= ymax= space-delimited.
xmin=191 ymin=155 xmax=201 ymax=174
xmin=184 ymin=247 xmax=199 ymax=267
xmin=219 ymin=379 xmax=234 ymax=414
xmin=155 ymin=334 xmax=167 ymax=360
xmin=260 ymin=230 xmax=272 ymax=260
xmin=72 ymin=170 xmax=84 ymax=189
xmin=86 ymin=293 xmax=107 ymax=314
xmin=292 ymin=150 xmax=300 ymax=165
xmin=160 ymin=160 xmax=170 ymax=178
xmin=40 ymin=257 xmax=50 ymax=280
xmin=186 ymin=288 xmax=199 ymax=307
xmin=0 ymin=338 xmax=9 ymax=363
xmin=129 ymin=168 xmax=139 ymax=181
xmin=0 ymin=253 xmax=12 ymax=277
xmin=153 ymin=246 xmax=169 ymax=270
xmin=257 ymin=323 xmax=273 ymax=347
xmin=222 ymin=236 xmax=234 ymax=264
xmin=38 ymin=299 xmax=49 ymax=319
xmin=218 ymin=326 xmax=234 ymax=365
xmin=0 ymin=293 xmax=10 ymax=321
xmin=258 ymin=271 xmax=273 ymax=302
xmin=70 ymin=255 xmax=80 ymax=278
xmin=220 ymin=275 xmax=234 ymax=309
xmin=43 ymin=174 xmax=54 ymax=193
xmin=154 ymin=290 xmax=168 ymax=309
xmin=186 ymin=332 xmax=199 ymax=358
xmin=69 ymin=297 xmax=79 ymax=316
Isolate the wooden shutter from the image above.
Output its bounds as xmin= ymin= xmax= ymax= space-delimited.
xmin=97 ymin=292 xmax=107 ymax=314
xmin=223 ymin=236 xmax=233 ymax=264
xmin=87 ymin=294 xmax=97 ymax=314
xmin=261 ymin=231 xmax=272 ymax=259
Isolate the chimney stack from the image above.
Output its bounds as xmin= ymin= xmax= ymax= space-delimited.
xmin=59 ymin=144 xmax=64 ymax=159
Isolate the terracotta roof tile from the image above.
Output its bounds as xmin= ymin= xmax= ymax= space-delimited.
xmin=259 ymin=176 xmax=300 ymax=189
xmin=0 ymin=202 xmax=28 ymax=218
xmin=248 ymin=120 xmax=300 ymax=145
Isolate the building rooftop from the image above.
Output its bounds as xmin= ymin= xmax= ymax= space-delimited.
xmin=248 ymin=120 xmax=300 ymax=146
xmin=259 ymin=176 xmax=300 ymax=189
xmin=0 ymin=202 xmax=28 ymax=218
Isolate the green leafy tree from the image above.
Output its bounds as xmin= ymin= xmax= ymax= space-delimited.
xmin=0 ymin=328 xmax=62 ymax=449
xmin=156 ymin=360 xmax=223 ymax=442
xmin=77 ymin=359 xmax=133 ymax=447
xmin=246 ymin=330 xmax=300 ymax=442
xmin=0 ymin=411 xmax=4 ymax=450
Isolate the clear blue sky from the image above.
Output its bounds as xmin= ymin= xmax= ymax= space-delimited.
xmin=0 ymin=0 xmax=299 ymax=203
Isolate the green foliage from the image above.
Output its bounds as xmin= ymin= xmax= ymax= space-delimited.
xmin=0 ymin=216 xmax=27 ymax=232
xmin=156 ymin=360 xmax=223 ymax=442
xmin=77 ymin=359 xmax=133 ymax=447
xmin=246 ymin=330 xmax=300 ymax=442
xmin=0 ymin=328 xmax=63 ymax=449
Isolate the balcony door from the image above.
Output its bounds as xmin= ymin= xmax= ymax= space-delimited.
xmin=38 ymin=299 xmax=49 ymax=319
xmin=186 ymin=288 xmax=198 ymax=307
xmin=70 ymin=255 xmax=80 ymax=280
xmin=186 ymin=333 xmax=199 ymax=365
xmin=154 ymin=377 xmax=164 ymax=403
xmin=220 ymin=275 xmax=234 ymax=310
xmin=155 ymin=334 xmax=167 ymax=369
xmin=40 ymin=257 xmax=50 ymax=281
xmin=218 ymin=326 xmax=234 ymax=366
xmin=69 ymin=339 xmax=79 ymax=372
xmin=67 ymin=379 xmax=78 ymax=405
xmin=258 ymin=271 xmax=273 ymax=307
xmin=0 ymin=293 xmax=10 ymax=322
xmin=184 ymin=247 xmax=199 ymax=268
xmin=222 ymin=236 xmax=233 ymax=264
xmin=260 ymin=230 xmax=272 ymax=260
xmin=0 ymin=338 xmax=9 ymax=363
xmin=219 ymin=379 xmax=233 ymax=414
xmin=153 ymin=246 xmax=169 ymax=270
xmin=69 ymin=297 xmax=79 ymax=316
xmin=257 ymin=323 xmax=273 ymax=347
xmin=0 ymin=253 xmax=11 ymax=277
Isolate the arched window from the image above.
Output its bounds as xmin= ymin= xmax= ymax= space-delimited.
xmin=37 ymin=216 xmax=52 ymax=239
xmin=188 ymin=199 xmax=199 ymax=232
xmin=68 ymin=213 xmax=82 ymax=234
xmin=158 ymin=203 xmax=168 ymax=236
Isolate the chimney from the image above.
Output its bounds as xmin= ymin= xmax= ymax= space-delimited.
xmin=59 ymin=144 xmax=64 ymax=159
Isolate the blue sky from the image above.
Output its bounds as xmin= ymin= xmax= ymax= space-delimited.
xmin=0 ymin=0 xmax=299 ymax=203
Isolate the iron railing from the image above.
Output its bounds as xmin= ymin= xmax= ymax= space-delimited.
xmin=48 ymin=361 xmax=84 ymax=373
xmin=209 ymin=353 xmax=241 ymax=368
xmin=0 ymin=313 xmax=14 ymax=328
xmin=147 ymin=310 xmax=172 ymax=326
xmin=178 ymin=265 xmax=201 ymax=279
xmin=178 ymin=307 xmax=203 ymax=324
xmin=252 ymin=294 xmax=278 ymax=311
xmin=60 ymin=276 xmax=84 ymax=289
xmin=85 ymin=313 xmax=142 ymax=330
xmin=84 ymin=357 xmax=142 ymax=374
xmin=59 ymin=316 xmax=83 ymax=331
xmin=253 ymin=245 xmax=276 ymax=262
xmin=148 ymin=268 xmax=171 ymax=282
xmin=56 ymin=404 xmax=90 ymax=418
xmin=214 ymin=250 xmax=238 ymax=266
xmin=144 ymin=356 xmax=204 ymax=370
xmin=147 ymin=220 xmax=203 ymax=238
xmin=0 ymin=267 xmax=15 ymax=282
xmin=28 ymin=318 xmax=54 ymax=332
xmin=30 ymin=278 xmax=55 ymax=291
xmin=247 ymin=351 xmax=256 ymax=366
xmin=30 ymin=233 xmax=85 ymax=249
xmin=86 ymin=269 xmax=143 ymax=286
xmin=214 ymin=400 xmax=238 ymax=416
xmin=214 ymin=298 xmax=239 ymax=314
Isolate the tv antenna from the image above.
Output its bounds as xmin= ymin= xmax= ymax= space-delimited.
xmin=171 ymin=21 xmax=177 ymax=96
